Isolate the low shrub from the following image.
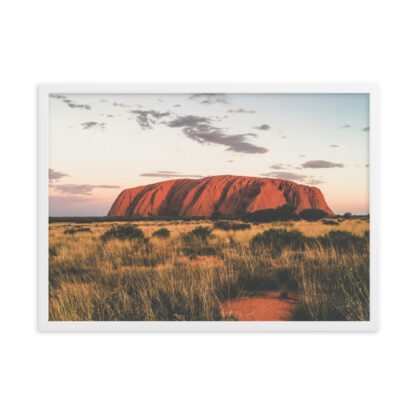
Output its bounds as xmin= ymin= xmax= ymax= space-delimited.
xmin=250 ymin=228 xmax=309 ymax=253
xmin=214 ymin=221 xmax=251 ymax=231
xmin=181 ymin=226 xmax=216 ymax=258
xmin=232 ymin=222 xmax=251 ymax=230
xmin=243 ymin=205 xmax=299 ymax=223
xmin=274 ymin=204 xmax=300 ymax=221
xmin=64 ymin=227 xmax=91 ymax=235
xmin=182 ymin=226 xmax=213 ymax=243
xmin=182 ymin=246 xmax=217 ymax=258
xmin=318 ymin=230 xmax=367 ymax=252
xmin=100 ymin=224 xmax=145 ymax=243
xmin=213 ymin=221 xmax=231 ymax=230
xmin=152 ymin=228 xmax=170 ymax=238
xmin=299 ymin=208 xmax=329 ymax=222
xmin=322 ymin=220 xmax=339 ymax=226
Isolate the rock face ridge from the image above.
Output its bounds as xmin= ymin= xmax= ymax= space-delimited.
xmin=107 ymin=175 xmax=334 ymax=217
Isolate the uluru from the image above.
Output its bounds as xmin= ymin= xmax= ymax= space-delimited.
xmin=108 ymin=175 xmax=334 ymax=217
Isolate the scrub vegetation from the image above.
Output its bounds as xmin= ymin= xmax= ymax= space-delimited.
xmin=48 ymin=218 xmax=369 ymax=321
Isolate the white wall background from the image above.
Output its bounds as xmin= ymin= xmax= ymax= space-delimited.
xmin=1 ymin=1 xmax=415 ymax=415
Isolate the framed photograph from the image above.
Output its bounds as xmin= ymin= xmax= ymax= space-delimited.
xmin=38 ymin=83 xmax=379 ymax=331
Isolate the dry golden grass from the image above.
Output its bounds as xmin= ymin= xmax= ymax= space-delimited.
xmin=48 ymin=219 xmax=369 ymax=321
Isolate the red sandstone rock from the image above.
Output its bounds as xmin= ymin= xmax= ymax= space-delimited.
xmin=107 ymin=175 xmax=334 ymax=217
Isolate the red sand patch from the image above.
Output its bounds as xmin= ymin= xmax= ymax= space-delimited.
xmin=221 ymin=290 xmax=298 ymax=321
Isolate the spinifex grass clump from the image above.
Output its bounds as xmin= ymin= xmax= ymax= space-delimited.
xmin=318 ymin=230 xmax=368 ymax=252
xmin=214 ymin=221 xmax=251 ymax=231
xmin=100 ymin=224 xmax=145 ymax=242
xmin=64 ymin=227 xmax=91 ymax=235
xmin=182 ymin=226 xmax=216 ymax=258
xmin=321 ymin=220 xmax=339 ymax=226
xmin=152 ymin=227 xmax=170 ymax=238
xmin=250 ymin=228 xmax=309 ymax=253
xmin=182 ymin=226 xmax=213 ymax=243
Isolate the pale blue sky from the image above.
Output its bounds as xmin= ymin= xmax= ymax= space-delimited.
xmin=49 ymin=93 xmax=369 ymax=216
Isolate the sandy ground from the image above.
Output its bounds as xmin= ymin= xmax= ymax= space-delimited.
xmin=221 ymin=291 xmax=298 ymax=321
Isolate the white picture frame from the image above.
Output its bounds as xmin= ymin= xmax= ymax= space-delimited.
xmin=38 ymin=82 xmax=379 ymax=332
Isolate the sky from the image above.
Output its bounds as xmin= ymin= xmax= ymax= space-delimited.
xmin=49 ymin=93 xmax=369 ymax=216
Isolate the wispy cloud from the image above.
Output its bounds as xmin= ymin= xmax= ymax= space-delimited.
xmin=261 ymin=170 xmax=324 ymax=186
xmin=49 ymin=168 xmax=69 ymax=182
xmin=49 ymin=195 xmax=88 ymax=204
xmin=189 ymin=93 xmax=229 ymax=105
xmin=167 ymin=115 xmax=268 ymax=154
xmin=65 ymin=101 xmax=91 ymax=110
xmin=139 ymin=170 xmax=204 ymax=179
xmin=270 ymin=163 xmax=287 ymax=170
xmin=52 ymin=184 xmax=120 ymax=195
xmin=261 ymin=171 xmax=309 ymax=181
xmin=228 ymin=108 xmax=256 ymax=114
xmin=168 ymin=115 xmax=209 ymax=128
xmin=112 ymin=101 xmax=130 ymax=108
xmin=263 ymin=163 xmax=326 ymax=186
xmin=50 ymin=94 xmax=91 ymax=110
xmin=253 ymin=124 xmax=271 ymax=131
xmin=50 ymin=94 xmax=66 ymax=99
xmin=302 ymin=160 xmax=344 ymax=168
xmin=305 ymin=179 xmax=324 ymax=185
xmin=131 ymin=110 xmax=171 ymax=129
xmin=80 ymin=121 xmax=105 ymax=130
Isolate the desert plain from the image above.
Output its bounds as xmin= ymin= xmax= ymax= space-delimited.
xmin=48 ymin=217 xmax=369 ymax=321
